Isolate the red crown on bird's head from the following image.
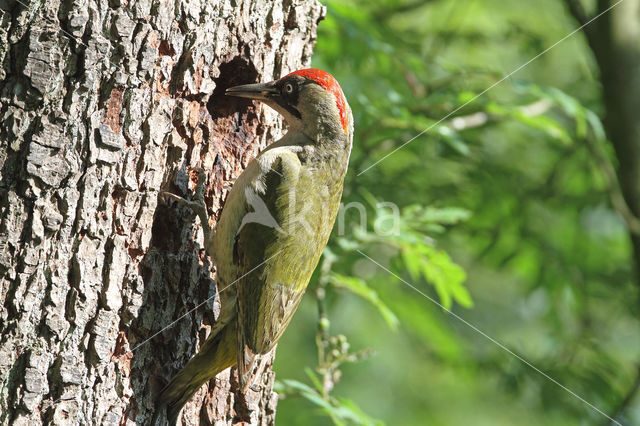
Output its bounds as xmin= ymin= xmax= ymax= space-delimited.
xmin=286 ymin=69 xmax=349 ymax=133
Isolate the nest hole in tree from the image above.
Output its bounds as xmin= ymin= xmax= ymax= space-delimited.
xmin=208 ymin=58 xmax=259 ymax=119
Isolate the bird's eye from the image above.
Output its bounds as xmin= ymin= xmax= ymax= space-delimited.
xmin=284 ymin=83 xmax=294 ymax=94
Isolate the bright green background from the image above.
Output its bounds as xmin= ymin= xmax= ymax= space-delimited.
xmin=273 ymin=1 xmax=640 ymax=425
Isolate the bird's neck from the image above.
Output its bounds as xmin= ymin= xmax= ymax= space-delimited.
xmin=267 ymin=124 xmax=351 ymax=157
xmin=263 ymin=127 xmax=351 ymax=183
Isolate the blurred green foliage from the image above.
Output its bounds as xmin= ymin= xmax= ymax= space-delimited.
xmin=273 ymin=0 xmax=640 ymax=425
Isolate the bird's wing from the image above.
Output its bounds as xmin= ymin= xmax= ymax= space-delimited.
xmin=232 ymin=148 xmax=329 ymax=390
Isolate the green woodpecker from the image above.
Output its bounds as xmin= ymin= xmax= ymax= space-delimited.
xmin=157 ymin=69 xmax=353 ymax=422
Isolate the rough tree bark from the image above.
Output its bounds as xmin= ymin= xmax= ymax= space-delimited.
xmin=0 ymin=0 xmax=325 ymax=424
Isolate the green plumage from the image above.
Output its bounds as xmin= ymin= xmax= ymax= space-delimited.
xmin=157 ymin=71 xmax=353 ymax=424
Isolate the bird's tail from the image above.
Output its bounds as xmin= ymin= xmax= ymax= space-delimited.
xmin=156 ymin=322 xmax=237 ymax=424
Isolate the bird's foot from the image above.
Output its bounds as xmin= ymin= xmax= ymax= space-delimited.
xmin=163 ymin=168 xmax=213 ymax=245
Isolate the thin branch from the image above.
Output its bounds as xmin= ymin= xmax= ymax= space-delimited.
xmin=315 ymin=256 xmax=333 ymax=398
xmin=582 ymin=136 xmax=640 ymax=235
xmin=354 ymin=99 xmax=552 ymax=175
xmin=424 ymin=70 xmax=502 ymax=94
xmin=564 ymin=0 xmax=590 ymax=26
xmin=450 ymin=97 xmax=640 ymax=236
xmin=606 ymin=365 xmax=640 ymax=425
xmin=447 ymin=99 xmax=552 ymax=131
xmin=404 ymin=70 xmax=426 ymax=97
xmin=597 ymin=0 xmax=611 ymax=18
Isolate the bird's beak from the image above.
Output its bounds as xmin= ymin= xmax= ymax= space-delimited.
xmin=225 ymin=82 xmax=278 ymax=101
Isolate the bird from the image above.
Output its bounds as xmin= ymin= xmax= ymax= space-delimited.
xmin=156 ymin=68 xmax=353 ymax=424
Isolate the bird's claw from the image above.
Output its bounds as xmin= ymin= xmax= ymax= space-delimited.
xmin=163 ymin=168 xmax=213 ymax=247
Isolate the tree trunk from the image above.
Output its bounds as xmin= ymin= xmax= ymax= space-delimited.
xmin=594 ymin=1 xmax=640 ymax=419
xmin=578 ymin=0 xmax=640 ymax=277
xmin=0 ymin=0 xmax=325 ymax=424
xmin=590 ymin=0 xmax=640 ymax=266
xmin=566 ymin=0 xmax=640 ymax=419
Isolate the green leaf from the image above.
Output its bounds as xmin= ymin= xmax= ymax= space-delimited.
xmin=388 ymin=291 xmax=464 ymax=361
xmin=331 ymin=273 xmax=400 ymax=330
xmin=275 ymin=378 xmax=384 ymax=425
xmin=436 ymin=125 xmax=471 ymax=156
xmin=585 ymin=110 xmax=606 ymax=142
xmin=448 ymin=278 xmax=473 ymax=308
xmin=398 ymin=244 xmax=470 ymax=310
xmin=511 ymin=111 xmax=571 ymax=145
xmin=305 ymin=367 xmax=324 ymax=393
xmin=401 ymin=248 xmax=423 ymax=282
xmin=278 ymin=379 xmax=334 ymax=410
xmin=457 ymin=91 xmax=478 ymax=104
xmin=333 ymin=398 xmax=386 ymax=425
xmin=336 ymin=237 xmax=361 ymax=251
xmin=415 ymin=206 xmax=472 ymax=224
